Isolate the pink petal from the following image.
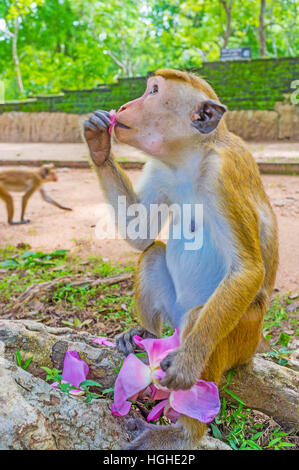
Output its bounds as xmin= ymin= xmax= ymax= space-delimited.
xmin=149 ymin=385 xmax=170 ymax=401
xmin=133 ymin=329 xmax=180 ymax=366
xmin=93 ymin=337 xmax=115 ymax=347
xmin=50 ymin=380 xmax=84 ymax=396
xmin=163 ymin=403 xmax=181 ymax=423
xmin=152 ymin=367 xmax=166 ymax=382
xmin=111 ymin=401 xmax=132 ymax=417
xmin=61 ymin=350 xmax=89 ymax=388
xmin=112 ymin=354 xmax=152 ymax=416
xmin=108 ymin=109 xmax=117 ymax=135
xmin=170 ymin=380 xmax=220 ymax=423
xmin=147 ymin=399 xmax=168 ymax=422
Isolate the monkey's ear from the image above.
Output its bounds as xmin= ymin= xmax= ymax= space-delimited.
xmin=40 ymin=165 xmax=51 ymax=178
xmin=191 ymin=100 xmax=227 ymax=134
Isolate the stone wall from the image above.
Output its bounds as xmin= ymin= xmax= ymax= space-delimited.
xmin=0 ymin=57 xmax=298 ymax=115
xmin=0 ymin=57 xmax=298 ymax=142
xmin=0 ymin=112 xmax=85 ymax=143
xmin=0 ymin=98 xmax=298 ymax=142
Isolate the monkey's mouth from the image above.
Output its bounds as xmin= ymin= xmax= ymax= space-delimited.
xmin=115 ymin=121 xmax=131 ymax=130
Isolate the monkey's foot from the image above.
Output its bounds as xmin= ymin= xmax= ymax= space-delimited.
xmin=9 ymin=219 xmax=30 ymax=225
xmin=116 ymin=327 xmax=157 ymax=356
xmin=126 ymin=422 xmax=191 ymax=450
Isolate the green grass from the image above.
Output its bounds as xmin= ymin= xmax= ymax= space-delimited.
xmin=0 ymin=245 xmax=134 ymax=298
xmin=1 ymin=244 xmax=298 ymax=449
xmin=211 ymin=369 xmax=296 ymax=450
xmin=213 ymin=399 xmax=295 ymax=450
xmin=263 ymin=293 xmax=298 ymax=339
xmin=0 ymin=244 xmax=136 ymax=332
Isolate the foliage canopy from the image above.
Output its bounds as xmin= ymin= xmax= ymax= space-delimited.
xmin=0 ymin=0 xmax=298 ymax=99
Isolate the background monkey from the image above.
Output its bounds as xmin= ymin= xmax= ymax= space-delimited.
xmin=84 ymin=69 xmax=278 ymax=449
xmin=0 ymin=164 xmax=72 ymax=225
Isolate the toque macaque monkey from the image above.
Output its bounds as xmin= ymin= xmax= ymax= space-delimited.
xmin=0 ymin=164 xmax=72 ymax=225
xmin=84 ymin=69 xmax=278 ymax=449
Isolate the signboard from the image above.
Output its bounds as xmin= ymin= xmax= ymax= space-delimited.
xmin=220 ymin=47 xmax=251 ymax=61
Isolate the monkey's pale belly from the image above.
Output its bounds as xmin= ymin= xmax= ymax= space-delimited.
xmin=165 ymin=226 xmax=228 ymax=325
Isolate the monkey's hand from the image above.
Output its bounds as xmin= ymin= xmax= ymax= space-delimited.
xmin=160 ymin=347 xmax=200 ymax=391
xmin=84 ymin=110 xmax=112 ymax=166
xmin=116 ymin=327 xmax=157 ymax=356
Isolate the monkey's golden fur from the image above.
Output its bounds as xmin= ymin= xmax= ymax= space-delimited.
xmin=84 ymin=69 xmax=278 ymax=449
xmin=0 ymin=165 xmax=71 ymax=224
xmin=134 ymin=71 xmax=278 ymax=447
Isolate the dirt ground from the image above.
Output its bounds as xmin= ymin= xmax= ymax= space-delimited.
xmin=0 ymin=141 xmax=299 ymax=163
xmin=0 ymin=167 xmax=298 ymax=294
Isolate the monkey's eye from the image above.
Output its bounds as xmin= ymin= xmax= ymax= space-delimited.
xmin=149 ymin=84 xmax=159 ymax=95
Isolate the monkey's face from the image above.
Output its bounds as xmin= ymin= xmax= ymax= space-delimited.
xmin=114 ymin=76 xmax=225 ymax=159
xmin=40 ymin=164 xmax=58 ymax=182
xmin=48 ymin=170 xmax=58 ymax=182
xmin=43 ymin=169 xmax=57 ymax=182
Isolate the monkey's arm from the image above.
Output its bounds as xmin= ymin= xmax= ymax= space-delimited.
xmin=93 ymin=158 xmax=167 ymax=251
xmin=39 ymin=188 xmax=72 ymax=211
xmin=85 ymin=110 xmax=167 ymax=251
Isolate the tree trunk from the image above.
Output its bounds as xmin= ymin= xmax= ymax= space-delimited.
xmin=12 ymin=17 xmax=24 ymax=96
xmin=258 ymin=0 xmax=267 ymax=57
xmin=221 ymin=355 xmax=299 ymax=427
xmin=219 ymin=0 xmax=233 ymax=49
xmin=1 ymin=320 xmax=298 ymax=429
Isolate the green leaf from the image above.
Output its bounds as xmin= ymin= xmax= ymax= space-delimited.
xmin=228 ymin=439 xmax=238 ymax=450
xmin=79 ymin=380 xmax=102 ymax=388
xmin=245 ymin=440 xmax=262 ymax=450
xmin=22 ymin=356 xmax=33 ymax=370
xmin=0 ymin=259 xmax=19 ymax=269
xmin=135 ymin=352 xmax=147 ymax=358
xmin=102 ymin=387 xmax=114 ymax=394
xmin=16 ymin=349 xmax=22 ymax=367
xmin=278 ymin=358 xmax=288 ymax=366
xmin=277 ymin=442 xmax=295 ymax=447
xmin=210 ymin=423 xmax=222 ymax=439
xmin=226 ymin=368 xmax=234 ymax=386
xmin=267 ymin=437 xmax=282 ymax=447
xmin=239 ymin=442 xmax=250 ymax=450
xmin=276 ymin=332 xmax=291 ymax=347
xmin=41 ymin=366 xmax=53 ymax=374
xmin=223 ymin=388 xmax=245 ymax=405
xmin=61 ymin=320 xmax=74 ymax=326
xmin=251 ymin=431 xmax=263 ymax=440
xmin=50 ymin=250 xmax=68 ymax=256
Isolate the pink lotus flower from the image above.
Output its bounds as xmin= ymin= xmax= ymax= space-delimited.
xmin=146 ymin=380 xmax=220 ymax=423
xmin=93 ymin=336 xmax=116 ymax=347
xmin=111 ymin=330 xmax=220 ymax=423
xmin=51 ymin=350 xmax=89 ymax=396
xmin=108 ymin=109 xmax=117 ymax=135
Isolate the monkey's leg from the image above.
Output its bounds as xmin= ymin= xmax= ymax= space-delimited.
xmin=116 ymin=241 xmax=181 ymax=355
xmin=20 ymin=187 xmax=37 ymax=224
xmin=0 ymin=185 xmax=15 ymax=224
xmin=128 ymin=295 xmax=266 ymax=450
xmin=178 ymin=297 xmax=267 ymax=448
